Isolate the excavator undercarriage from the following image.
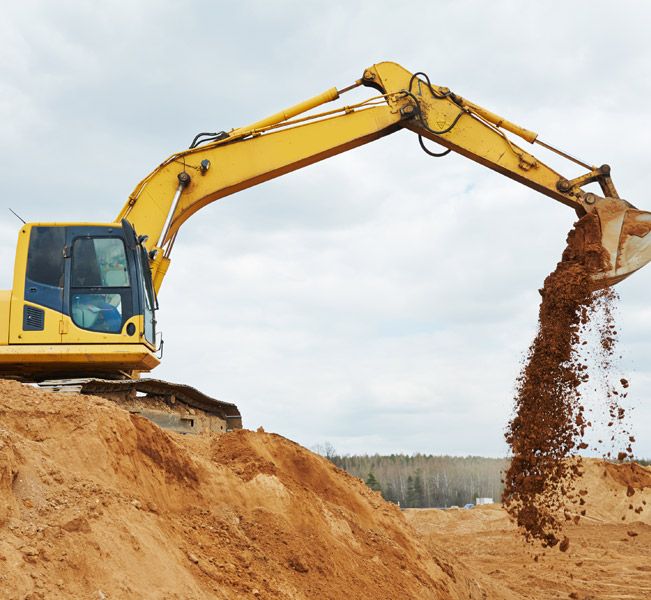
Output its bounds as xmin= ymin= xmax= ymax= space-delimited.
xmin=37 ymin=378 xmax=242 ymax=434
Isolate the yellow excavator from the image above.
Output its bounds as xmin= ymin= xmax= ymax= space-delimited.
xmin=2 ymin=62 xmax=650 ymax=432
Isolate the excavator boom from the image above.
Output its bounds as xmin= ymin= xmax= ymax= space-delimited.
xmin=118 ymin=62 xmax=651 ymax=293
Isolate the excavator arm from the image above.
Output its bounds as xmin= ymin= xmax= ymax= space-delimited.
xmin=117 ymin=61 xmax=651 ymax=292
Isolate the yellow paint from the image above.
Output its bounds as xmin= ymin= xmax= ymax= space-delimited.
xmin=59 ymin=314 xmax=151 ymax=347
xmin=0 ymin=343 xmax=159 ymax=374
xmin=151 ymin=254 xmax=171 ymax=293
xmin=10 ymin=302 xmax=62 ymax=344
xmin=230 ymin=86 xmax=340 ymax=137
xmin=455 ymin=98 xmax=538 ymax=143
xmin=0 ymin=291 xmax=10 ymax=344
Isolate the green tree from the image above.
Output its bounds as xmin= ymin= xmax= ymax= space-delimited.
xmin=383 ymin=481 xmax=399 ymax=504
xmin=406 ymin=471 xmax=425 ymax=507
xmin=413 ymin=470 xmax=425 ymax=507
xmin=406 ymin=475 xmax=416 ymax=507
xmin=365 ymin=472 xmax=382 ymax=492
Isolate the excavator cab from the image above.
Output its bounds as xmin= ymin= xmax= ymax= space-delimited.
xmin=0 ymin=220 xmax=159 ymax=380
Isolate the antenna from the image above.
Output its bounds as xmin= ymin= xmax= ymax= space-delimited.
xmin=8 ymin=208 xmax=26 ymax=224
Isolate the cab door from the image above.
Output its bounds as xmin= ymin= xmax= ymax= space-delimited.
xmin=62 ymin=226 xmax=136 ymax=342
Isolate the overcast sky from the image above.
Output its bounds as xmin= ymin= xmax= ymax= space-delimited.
xmin=2 ymin=0 xmax=651 ymax=457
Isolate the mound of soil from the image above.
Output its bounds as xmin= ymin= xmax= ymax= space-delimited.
xmin=577 ymin=459 xmax=651 ymax=524
xmin=0 ymin=380 xmax=511 ymax=600
xmin=404 ymin=504 xmax=511 ymax=537
xmin=406 ymin=460 xmax=651 ymax=599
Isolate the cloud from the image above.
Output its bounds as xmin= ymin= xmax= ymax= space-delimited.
xmin=2 ymin=1 xmax=651 ymax=456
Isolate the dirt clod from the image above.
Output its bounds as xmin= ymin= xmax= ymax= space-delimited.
xmin=502 ymin=212 xmax=629 ymax=545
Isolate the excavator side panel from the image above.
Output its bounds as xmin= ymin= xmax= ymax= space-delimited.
xmin=8 ymin=224 xmax=63 ymax=345
xmin=0 ymin=291 xmax=10 ymax=345
xmin=9 ymin=302 xmax=64 ymax=345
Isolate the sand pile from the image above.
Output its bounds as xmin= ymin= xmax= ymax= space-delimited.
xmin=576 ymin=459 xmax=651 ymax=524
xmin=406 ymin=461 xmax=651 ymax=599
xmin=404 ymin=504 xmax=510 ymax=537
xmin=0 ymin=380 xmax=512 ymax=600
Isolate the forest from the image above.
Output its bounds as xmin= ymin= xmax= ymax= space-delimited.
xmin=313 ymin=445 xmax=508 ymax=508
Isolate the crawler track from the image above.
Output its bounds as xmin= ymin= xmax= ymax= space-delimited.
xmin=38 ymin=377 xmax=242 ymax=434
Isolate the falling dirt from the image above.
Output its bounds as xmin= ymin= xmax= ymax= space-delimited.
xmin=0 ymin=379 xmax=518 ymax=600
xmin=502 ymin=211 xmax=633 ymax=547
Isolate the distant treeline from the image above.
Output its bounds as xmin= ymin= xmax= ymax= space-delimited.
xmin=313 ymin=445 xmax=508 ymax=508
xmin=316 ymin=448 xmax=651 ymax=508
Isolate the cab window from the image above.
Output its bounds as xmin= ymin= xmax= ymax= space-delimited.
xmin=139 ymin=246 xmax=156 ymax=344
xmin=70 ymin=237 xmax=131 ymax=334
xmin=27 ymin=227 xmax=65 ymax=288
xmin=71 ymin=238 xmax=130 ymax=287
xmin=71 ymin=293 xmax=123 ymax=333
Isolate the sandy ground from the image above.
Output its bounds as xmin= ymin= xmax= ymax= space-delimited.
xmin=405 ymin=461 xmax=651 ymax=599
xmin=0 ymin=379 xmax=516 ymax=600
xmin=2 ymin=379 xmax=649 ymax=599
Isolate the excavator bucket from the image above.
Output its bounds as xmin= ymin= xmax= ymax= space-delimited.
xmin=592 ymin=198 xmax=651 ymax=288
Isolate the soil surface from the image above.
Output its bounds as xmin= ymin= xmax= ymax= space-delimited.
xmin=2 ymin=381 xmax=645 ymax=599
xmin=0 ymin=380 xmax=518 ymax=600
xmin=406 ymin=459 xmax=651 ymax=599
